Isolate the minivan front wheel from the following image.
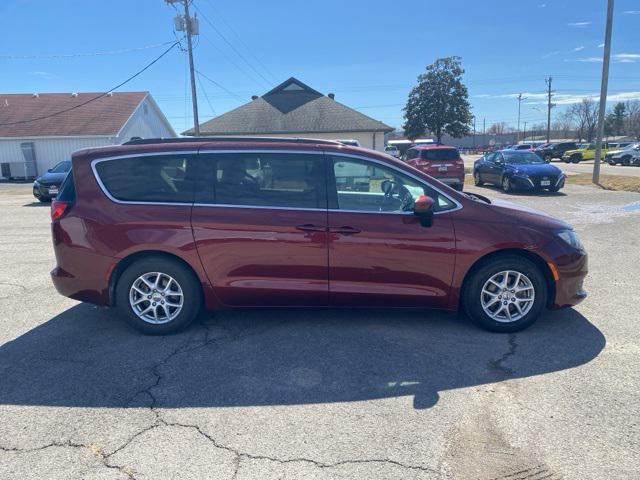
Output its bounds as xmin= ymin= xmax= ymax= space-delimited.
xmin=463 ymin=255 xmax=547 ymax=333
xmin=116 ymin=257 xmax=202 ymax=335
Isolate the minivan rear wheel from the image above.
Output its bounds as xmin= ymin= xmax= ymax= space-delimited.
xmin=116 ymin=257 xmax=202 ymax=335
xmin=463 ymin=255 xmax=547 ymax=333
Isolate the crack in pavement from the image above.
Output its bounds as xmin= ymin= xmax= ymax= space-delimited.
xmin=488 ymin=333 xmax=518 ymax=377
xmin=0 ymin=441 xmax=138 ymax=480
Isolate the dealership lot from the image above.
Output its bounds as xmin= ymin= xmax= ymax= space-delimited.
xmin=0 ymin=183 xmax=638 ymax=479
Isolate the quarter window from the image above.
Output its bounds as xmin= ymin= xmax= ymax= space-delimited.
xmin=95 ymin=155 xmax=195 ymax=203
xmin=330 ymin=156 xmax=456 ymax=213
xmin=199 ymin=152 xmax=325 ymax=209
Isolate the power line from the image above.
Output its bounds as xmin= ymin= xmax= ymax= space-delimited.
xmin=196 ymin=70 xmax=246 ymax=102
xmin=0 ymin=41 xmax=181 ymax=127
xmin=200 ymin=0 xmax=278 ymax=83
xmin=0 ymin=41 xmax=177 ymax=59
xmin=196 ymin=73 xmax=216 ymax=116
xmin=193 ymin=3 xmax=273 ymax=87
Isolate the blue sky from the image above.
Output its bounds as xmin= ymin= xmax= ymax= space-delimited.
xmin=1 ymin=0 xmax=639 ymax=134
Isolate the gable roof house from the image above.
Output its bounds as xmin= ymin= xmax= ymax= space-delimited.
xmin=184 ymin=78 xmax=393 ymax=151
xmin=0 ymin=92 xmax=175 ymax=178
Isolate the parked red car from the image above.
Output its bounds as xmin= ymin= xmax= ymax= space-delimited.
xmin=50 ymin=137 xmax=587 ymax=335
xmin=403 ymin=144 xmax=465 ymax=191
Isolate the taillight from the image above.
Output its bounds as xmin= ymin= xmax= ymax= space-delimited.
xmin=51 ymin=200 xmax=70 ymax=221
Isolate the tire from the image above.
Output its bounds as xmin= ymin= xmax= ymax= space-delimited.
xmin=115 ymin=256 xmax=202 ymax=335
xmin=622 ymin=155 xmax=631 ymax=166
xmin=571 ymin=154 xmax=581 ymax=164
xmin=37 ymin=196 xmax=49 ymax=203
xmin=473 ymin=171 xmax=483 ymax=186
xmin=501 ymin=175 xmax=512 ymax=193
xmin=463 ymin=255 xmax=547 ymax=333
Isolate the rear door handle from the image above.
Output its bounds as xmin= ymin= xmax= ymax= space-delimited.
xmin=330 ymin=226 xmax=361 ymax=235
xmin=295 ymin=224 xmax=327 ymax=232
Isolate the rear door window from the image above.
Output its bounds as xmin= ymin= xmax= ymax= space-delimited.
xmin=94 ymin=154 xmax=195 ymax=203
xmin=197 ymin=152 xmax=326 ymax=209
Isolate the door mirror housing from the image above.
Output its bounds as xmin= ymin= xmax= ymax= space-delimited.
xmin=413 ymin=194 xmax=435 ymax=227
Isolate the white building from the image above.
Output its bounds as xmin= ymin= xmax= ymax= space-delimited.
xmin=184 ymin=78 xmax=393 ymax=151
xmin=0 ymin=92 xmax=175 ymax=178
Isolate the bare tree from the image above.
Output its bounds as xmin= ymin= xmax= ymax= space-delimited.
xmin=624 ymin=100 xmax=640 ymax=140
xmin=553 ymin=110 xmax=575 ymax=139
xmin=487 ymin=122 xmax=509 ymax=135
xmin=566 ymin=99 xmax=599 ymax=142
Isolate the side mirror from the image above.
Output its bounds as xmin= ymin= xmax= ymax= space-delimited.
xmin=413 ymin=194 xmax=435 ymax=227
xmin=47 ymin=168 xmax=52 ymax=173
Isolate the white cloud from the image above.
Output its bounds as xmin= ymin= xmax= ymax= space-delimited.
xmin=542 ymin=50 xmax=561 ymax=58
xmin=573 ymin=46 xmax=585 ymax=52
xmin=478 ymin=91 xmax=640 ymax=106
xmin=538 ymin=3 xmax=547 ymax=7
xmin=623 ymin=10 xmax=640 ymax=14
xmin=568 ymin=21 xmax=591 ymax=27
xmin=598 ymin=43 xmax=605 ymax=48
xmin=614 ymin=53 xmax=640 ymax=59
xmin=573 ymin=57 xmax=603 ymax=62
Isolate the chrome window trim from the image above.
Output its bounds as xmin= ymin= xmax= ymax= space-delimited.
xmin=327 ymin=151 xmax=462 ymax=215
xmin=91 ymin=151 xmax=199 ymax=206
xmin=90 ymin=149 xmax=463 ymax=215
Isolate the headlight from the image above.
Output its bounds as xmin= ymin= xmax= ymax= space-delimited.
xmin=557 ymin=229 xmax=584 ymax=250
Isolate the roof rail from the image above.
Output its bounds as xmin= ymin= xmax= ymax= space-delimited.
xmin=123 ymin=136 xmax=342 ymax=146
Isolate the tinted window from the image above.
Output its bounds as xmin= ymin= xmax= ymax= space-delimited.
xmin=56 ymin=170 xmax=76 ymax=202
xmin=199 ymin=152 xmax=325 ymax=209
xmin=95 ymin=155 xmax=195 ymax=203
xmin=420 ymin=148 xmax=459 ymax=160
xmin=330 ymin=156 xmax=456 ymax=213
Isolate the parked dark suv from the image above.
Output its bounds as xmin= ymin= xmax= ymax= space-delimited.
xmin=534 ymin=142 xmax=578 ymax=162
xmin=50 ymin=137 xmax=587 ymax=334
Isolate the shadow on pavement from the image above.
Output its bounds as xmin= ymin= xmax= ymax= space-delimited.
xmin=0 ymin=304 xmax=604 ymax=410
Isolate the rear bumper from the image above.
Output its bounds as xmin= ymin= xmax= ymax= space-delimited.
xmin=51 ymin=221 xmax=116 ymax=305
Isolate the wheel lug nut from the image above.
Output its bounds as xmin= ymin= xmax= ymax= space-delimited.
xmin=152 ymin=302 xmax=156 ymax=306
xmin=147 ymin=295 xmax=151 ymax=299
xmin=511 ymin=297 xmax=516 ymax=301
xmin=161 ymin=301 xmax=164 ymax=304
xmin=511 ymin=290 xmax=515 ymax=293
xmin=503 ymin=301 xmax=508 ymax=305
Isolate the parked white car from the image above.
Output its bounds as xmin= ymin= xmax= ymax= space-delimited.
xmin=607 ymin=143 xmax=640 ymax=166
xmin=384 ymin=145 xmax=401 ymax=158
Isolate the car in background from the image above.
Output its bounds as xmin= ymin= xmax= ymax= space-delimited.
xmin=404 ymin=144 xmax=465 ymax=191
xmin=473 ymin=150 xmax=565 ymax=193
xmin=384 ymin=145 xmax=401 ymax=158
xmin=509 ymin=144 xmax=534 ymax=151
xmin=604 ymin=143 xmax=640 ymax=165
xmin=335 ymin=139 xmax=361 ymax=147
xmin=561 ymin=143 xmax=611 ymax=163
xmin=535 ymin=142 xmax=578 ymax=162
xmin=49 ymin=136 xmax=587 ymax=334
xmin=607 ymin=143 xmax=640 ymax=166
xmin=32 ymin=160 xmax=71 ymax=202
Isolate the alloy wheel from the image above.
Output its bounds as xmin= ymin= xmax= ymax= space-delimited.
xmin=129 ymin=272 xmax=184 ymax=324
xmin=480 ymin=270 xmax=535 ymax=323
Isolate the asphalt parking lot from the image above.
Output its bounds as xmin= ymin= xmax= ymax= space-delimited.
xmin=0 ymin=182 xmax=639 ymax=479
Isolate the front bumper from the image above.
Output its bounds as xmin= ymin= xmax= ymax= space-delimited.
xmin=509 ymin=174 xmax=565 ymax=190
xmin=33 ymin=182 xmax=59 ymax=199
xmin=552 ymin=251 xmax=588 ymax=308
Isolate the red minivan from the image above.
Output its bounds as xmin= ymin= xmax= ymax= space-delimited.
xmin=50 ymin=137 xmax=587 ymax=335
xmin=404 ymin=144 xmax=465 ymax=191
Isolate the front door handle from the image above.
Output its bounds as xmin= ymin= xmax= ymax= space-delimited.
xmin=295 ymin=224 xmax=327 ymax=232
xmin=330 ymin=226 xmax=361 ymax=235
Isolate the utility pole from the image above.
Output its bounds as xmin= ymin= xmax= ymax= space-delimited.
xmin=167 ymin=0 xmax=200 ymax=136
xmin=593 ymin=0 xmax=614 ymax=184
xmin=523 ymin=121 xmax=527 ymax=141
xmin=545 ymin=77 xmax=553 ymax=143
xmin=472 ymin=116 xmax=476 ymax=150
xmin=517 ymin=93 xmax=526 ymax=142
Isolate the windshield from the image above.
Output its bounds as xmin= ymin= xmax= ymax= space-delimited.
xmin=50 ymin=161 xmax=71 ymax=173
xmin=502 ymin=151 xmax=545 ymax=164
xmin=420 ymin=148 xmax=459 ymax=160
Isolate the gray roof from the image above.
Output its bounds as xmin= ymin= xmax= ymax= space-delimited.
xmin=184 ymin=77 xmax=393 ymax=136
